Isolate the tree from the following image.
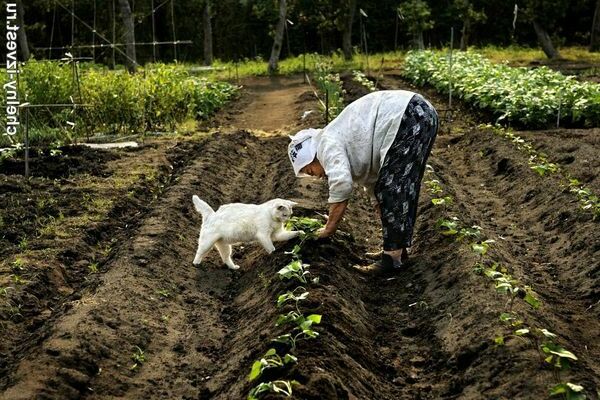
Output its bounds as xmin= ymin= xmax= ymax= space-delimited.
xmin=203 ymin=0 xmax=213 ymax=65
xmin=398 ymin=0 xmax=434 ymax=50
xmin=341 ymin=0 xmax=357 ymax=60
xmin=16 ymin=0 xmax=30 ymax=61
xmin=532 ymin=19 xmax=561 ymax=59
xmin=268 ymin=0 xmax=287 ymax=74
xmin=591 ymin=0 xmax=600 ymax=51
xmin=522 ymin=0 xmax=568 ymax=59
xmin=453 ymin=0 xmax=486 ymax=51
xmin=118 ymin=0 xmax=137 ymax=72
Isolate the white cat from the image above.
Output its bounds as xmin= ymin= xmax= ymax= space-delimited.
xmin=192 ymin=195 xmax=301 ymax=270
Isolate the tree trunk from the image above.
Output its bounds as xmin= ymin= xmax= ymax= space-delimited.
xmin=414 ymin=31 xmax=424 ymax=50
xmin=460 ymin=19 xmax=471 ymax=51
xmin=15 ymin=0 xmax=30 ymax=61
xmin=118 ymin=0 xmax=137 ymax=73
xmin=532 ymin=20 xmax=560 ymax=59
xmin=268 ymin=0 xmax=287 ymax=75
xmin=203 ymin=0 xmax=213 ymax=65
xmin=342 ymin=0 xmax=357 ymax=61
xmin=591 ymin=0 xmax=600 ymax=51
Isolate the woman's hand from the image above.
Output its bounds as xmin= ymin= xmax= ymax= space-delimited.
xmin=317 ymin=227 xmax=336 ymax=239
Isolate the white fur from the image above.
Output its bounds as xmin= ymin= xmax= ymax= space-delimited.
xmin=192 ymin=195 xmax=301 ymax=270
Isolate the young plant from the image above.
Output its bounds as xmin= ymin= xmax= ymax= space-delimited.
xmin=471 ymin=239 xmax=495 ymax=256
xmin=130 ymin=346 xmax=146 ymax=370
xmin=277 ymin=287 xmax=309 ymax=311
xmin=431 ymin=196 xmax=453 ymax=207
xmin=542 ymin=342 xmax=578 ymax=370
xmin=435 ymin=217 xmax=460 ymax=236
xmin=549 ymin=382 xmax=586 ymax=400
xmin=248 ymin=349 xmax=297 ymax=382
xmin=277 ymin=260 xmax=311 ymax=284
xmin=425 ymin=179 xmax=444 ymax=195
xmin=248 ymin=380 xmax=298 ymax=400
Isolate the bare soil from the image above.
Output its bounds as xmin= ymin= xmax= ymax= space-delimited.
xmin=0 ymin=75 xmax=598 ymax=400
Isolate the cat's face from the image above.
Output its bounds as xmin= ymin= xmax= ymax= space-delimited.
xmin=272 ymin=202 xmax=295 ymax=223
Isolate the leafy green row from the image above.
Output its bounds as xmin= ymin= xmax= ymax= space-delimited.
xmin=1 ymin=59 xmax=238 ymax=145
xmin=402 ymin=50 xmax=600 ymax=128
xmin=424 ymin=169 xmax=587 ymax=399
xmin=247 ymin=217 xmax=324 ymax=400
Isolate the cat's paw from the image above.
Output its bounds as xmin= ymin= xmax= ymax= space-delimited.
xmin=228 ymin=264 xmax=241 ymax=270
xmin=192 ymin=259 xmax=202 ymax=266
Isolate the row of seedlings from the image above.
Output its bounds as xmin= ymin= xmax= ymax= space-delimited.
xmin=423 ymin=168 xmax=588 ymax=399
xmin=247 ymin=217 xmax=324 ymax=399
xmin=479 ymin=123 xmax=600 ymax=220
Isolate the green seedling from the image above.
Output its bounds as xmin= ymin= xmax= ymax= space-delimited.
xmin=471 ymin=239 xmax=495 ymax=256
xmin=276 ymin=311 xmax=322 ymax=330
xmin=285 ymin=216 xmax=324 ymax=234
xmin=435 ymin=217 xmax=460 ymax=235
xmin=88 ymin=263 xmax=99 ymax=274
xmin=11 ymin=275 xmax=26 ymax=285
xmin=431 ymin=196 xmax=453 ymax=207
xmin=12 ymin=257 xmax=26 ymax=270
xmin=130 ymin=346 xmax=146 ymax=370
xmin=248 ymin=380 xmax=298 ymax=400
xmin=458 ymin=225 xmax=482 ymax=241
xmin=277 ymin=260 xmax=310 ymax=284
xmin=156 ymin=289 xmax=170 ymax=298
xmin=549 ymin=382 xmax=587 ymax=400
xmin=17 ymin=238 xmax=28 ymax=251
xmin=272 ymin=326 xmax=320 ymax=351
xmin=277 ymin=287 xmax=309 ymax=310
xmin=542 ymin=342 xmax=578 ymax=370
xmin=248 ymin=348 xmax=297 ymax=382
xmin=284 ymin=217 xmax=324 ymax=258
xmin=425 ymin=179 xmax=444 ymax=195
xmin=530 ymin=161 xmax=559 ymax=176
xmin=483 ymin=266 xmax=541 ymax=310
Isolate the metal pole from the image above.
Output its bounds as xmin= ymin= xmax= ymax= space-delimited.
xmin=151 ymin=0 xmax=157 ymax=62
xmin=71 ymin=0 xmax=75 ymax=52
xmin=325 ymin=89 xmax=329 ymax=124
xmin=557 ymin=91 xmax=562 ymax=128
xmin=394 ymin=12 xmax=399 ymax=51
xmin=449 ymin=27 xmax=454 ymax=110
xmin=171 ymin=0 xmax=177 ymax=61
xmin=112 ymin=0 xmax=116 ymax=68
xmin=303 ymin=52 xmax=306 ymax=83
xmin=24 ymin=109 xmax=29 ymax=179
xmin=92 ymin=0 xmax=96 ymax=61
xmin=49 ymin=3 xmax=56 ymax=59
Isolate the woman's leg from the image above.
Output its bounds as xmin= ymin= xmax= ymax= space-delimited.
xmin=375 ymin=94 xmax=438 ymax=261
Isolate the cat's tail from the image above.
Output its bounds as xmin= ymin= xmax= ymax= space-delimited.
xmin=192 ymin=195 xmax=215 ymax=219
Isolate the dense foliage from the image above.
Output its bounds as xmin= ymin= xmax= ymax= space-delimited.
xmin=1 ymin=60 xmax=237 ymax=145
xmin=402 ymin=50 xmax=600 ymax=128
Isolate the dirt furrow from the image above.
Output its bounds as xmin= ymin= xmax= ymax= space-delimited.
xmin=432 ymin=128 xmax=600 ymax=394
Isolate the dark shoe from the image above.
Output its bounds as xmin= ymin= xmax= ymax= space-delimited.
xmin=353 ymin=254 xmax=403 ymax=274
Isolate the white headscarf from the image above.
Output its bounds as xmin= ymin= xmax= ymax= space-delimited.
xmin=287 ymin=128 xmax=320 ymax=177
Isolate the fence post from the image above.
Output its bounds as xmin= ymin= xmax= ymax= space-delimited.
xmin=325 ymin=88 xmax=329 ymax=124
xmin=24 ymin=108 xmax=30 ymax=179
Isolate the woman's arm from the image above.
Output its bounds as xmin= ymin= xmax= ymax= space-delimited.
xmin=318 ymin=200 xmax=348 ymax=238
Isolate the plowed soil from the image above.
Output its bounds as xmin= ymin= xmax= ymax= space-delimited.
xmin=1 ymin=74 xmax=598 ymax=400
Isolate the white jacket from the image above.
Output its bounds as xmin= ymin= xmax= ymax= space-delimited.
xmin=314 ymin=90 xmax=416 ymax=203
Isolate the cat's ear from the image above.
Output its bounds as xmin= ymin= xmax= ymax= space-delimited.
xmin=285 ymin=200 xmax=298 ymax=207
